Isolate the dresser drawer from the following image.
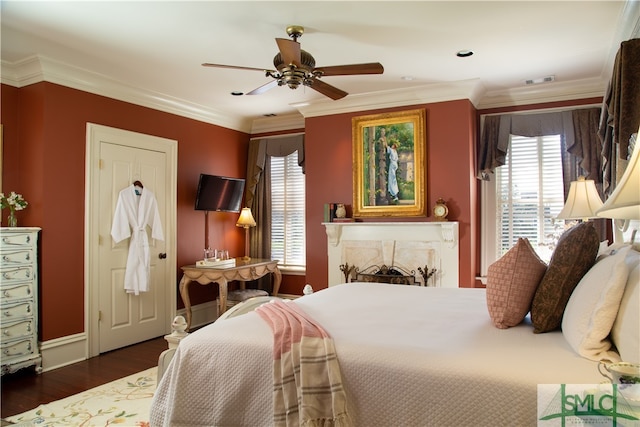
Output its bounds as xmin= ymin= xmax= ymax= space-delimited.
xmin=0 ymin=266 xmax=34 ymax=284
xmin=0 ymin=282 xmax=34 ymax=303
xmin=1 ymin=318 xmax=35 ymax=344
xmin=1 ymin=336 xmax=37 ymax=361
xmin=0 ymin=232 xmax=35 ymax=248
xmin=1 ymin=248 xmax=34 ymax=266
xmin=0 ymin=300 xmax=34 ymax=322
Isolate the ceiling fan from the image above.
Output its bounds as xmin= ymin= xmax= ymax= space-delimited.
xmin=202 ymin=25 xmax=384 ymax=100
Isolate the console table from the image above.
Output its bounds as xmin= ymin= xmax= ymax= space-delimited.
xmin=179 ymin=258 xmax=281 ymax=329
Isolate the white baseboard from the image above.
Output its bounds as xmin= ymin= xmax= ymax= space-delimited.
xmin=39 ymin=301 xmax=219 ymax=371
xmin=176 ymin=300 xmax=217 ymax=329
xmin=40 ymin=332 xmax=88 ymax=372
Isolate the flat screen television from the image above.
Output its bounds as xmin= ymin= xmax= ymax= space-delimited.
xmin=194 ymin=174 xmax=245 ymax=212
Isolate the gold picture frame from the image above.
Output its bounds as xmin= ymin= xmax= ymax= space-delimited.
xmin=352 ymin=109 xmax=426 ymax=217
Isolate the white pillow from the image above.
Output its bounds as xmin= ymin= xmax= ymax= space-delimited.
xmin=562 ymin=245 xmax=631 ymax=361
xmin=611 ymin=250 xmax=640 ymax=364
xmin=596 ymin=241 xmax=627 ymax=261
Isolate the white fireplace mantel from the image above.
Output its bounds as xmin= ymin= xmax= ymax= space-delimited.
xmin=323 ymin=221 xmax=459 ymax=288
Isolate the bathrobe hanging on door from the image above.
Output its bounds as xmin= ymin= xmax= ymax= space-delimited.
xmin=111 ymin=184 xmax=164 ymax=295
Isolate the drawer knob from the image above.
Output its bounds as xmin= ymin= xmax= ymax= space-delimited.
xmin=3 ymin=291 xmax=9 ymax=298
xmin=3 ymin=330 xmax=10 ymax=336
xmin=4 ymin=311 xmax=11 ymax=317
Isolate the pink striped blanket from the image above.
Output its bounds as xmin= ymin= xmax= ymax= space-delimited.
xmin=256 ymin=299 xmax=352 ymax=427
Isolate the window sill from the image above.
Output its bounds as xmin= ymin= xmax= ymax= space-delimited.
xmin=279 ymin=266 xmax=306 ymax=275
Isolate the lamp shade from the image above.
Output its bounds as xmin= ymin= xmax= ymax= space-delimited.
xmin=556 ymin=176 xmax=604 ymax=221
xmin=236 ymin=207 xmax=256 ymax=228
xmin=597 ymin=129 xmax=640 ymax=220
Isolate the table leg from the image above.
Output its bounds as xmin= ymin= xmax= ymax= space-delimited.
xmin=218 ymin=278 xmax=229 ymax=315
xmin=272 ymin=266 xmax=282 ymax=296
xmin=178 ymin=275 xmax=193 ymax=330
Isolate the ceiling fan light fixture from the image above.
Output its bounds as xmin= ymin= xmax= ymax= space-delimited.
xmin=203 ymin=25 xmax=383 ymax=100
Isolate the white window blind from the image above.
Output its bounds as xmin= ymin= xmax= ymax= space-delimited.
xmin=271 ymin=152 xmax=306 ymax=270
xmin=495 ymin=134 xmax=565 ymax=262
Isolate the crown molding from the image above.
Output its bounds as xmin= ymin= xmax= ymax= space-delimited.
xmin=295 ymin=79 xmax=486 ymax=118
xmin=1 ymin=55 xmax=254 ymax=133
xmin=250 ymin=113 xmax=305 ymax=135
xmin=0 ymin=54 xmax=610 ymax=134
xmin=476 ymin=77 xmax=607 ymax=110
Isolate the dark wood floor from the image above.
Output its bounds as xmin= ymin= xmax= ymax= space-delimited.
xmin=1 ymin=336 xmax=167 ymax=419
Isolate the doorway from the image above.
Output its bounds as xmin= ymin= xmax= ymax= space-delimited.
xmin=85 ymin=123 xmax=177 ymax=357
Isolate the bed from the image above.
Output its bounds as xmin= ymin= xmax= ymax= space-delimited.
xmin=151 ymin=234 xmax=639 ymax=426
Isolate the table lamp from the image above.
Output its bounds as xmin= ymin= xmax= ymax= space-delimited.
xmin=236 ymin=207 xmax=256 ymax=260
xmin=556 ymin=176 xmax=604 ymax=222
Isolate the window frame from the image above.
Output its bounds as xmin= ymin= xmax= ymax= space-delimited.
xmin=480 ymin=133 xmax=565 ymax=279
xmin=270 ymin=151 xmax=306 ymax=273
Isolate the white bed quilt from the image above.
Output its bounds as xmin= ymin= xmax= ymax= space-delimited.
xmin=150 ymin=283 xmax=603 ymax=427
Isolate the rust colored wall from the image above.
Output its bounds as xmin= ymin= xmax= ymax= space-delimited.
xmin=2 ymin=82 xmax=249 ymax=341
xmin=305 ymin=100 xmax=479 ymax=289
xmin=3 ymin=78 xmax=595 ymax=343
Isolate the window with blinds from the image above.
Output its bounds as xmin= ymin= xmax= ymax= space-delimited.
xmin=271 ymin=152 xmax=306 ymax=270
xmin=495 ymin=134 xmax=565 ymax=262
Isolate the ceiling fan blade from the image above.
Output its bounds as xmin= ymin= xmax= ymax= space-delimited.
xmin=202 ymin=63 xmax=274 ymax=73
xmin=246 ymin=80 xmax=279 ymax=96
xmin=275 ymin=38 xmax=301 ymax=67
xmin=315 ymin=62 xmax=384 ymax=76
xmin=308 ymin=78 xmax=348 ymax=100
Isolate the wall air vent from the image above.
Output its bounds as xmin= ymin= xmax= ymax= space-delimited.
xmin=525 ymin=75 xmax=555 ymax=85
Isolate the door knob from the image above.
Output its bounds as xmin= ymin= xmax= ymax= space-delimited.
xmin=159 ymin=253 xmax=167 ymax=259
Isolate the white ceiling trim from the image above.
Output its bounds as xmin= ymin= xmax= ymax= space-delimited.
xmin=0 ymin=53 xmax=614 ymax=134
xmin=1 ymin=55 xmax=254 ymax=133
xmin=477 ymin=78 xmax=608 ymax=110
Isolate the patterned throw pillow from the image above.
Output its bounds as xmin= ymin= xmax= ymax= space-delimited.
xmin=531 ymin=222 xmax=599 ymax=333
xmin=486 ymin=238 xmax=547 ymax=329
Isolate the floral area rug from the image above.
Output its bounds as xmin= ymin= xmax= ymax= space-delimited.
xmin=6 ymin=367 xmax=157 ymax=427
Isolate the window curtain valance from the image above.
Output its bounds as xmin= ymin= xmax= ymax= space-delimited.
xmin=477 ymin=108 xmax=602 ymax=183
xmin=245 ymin=134 xmax=305 ymax=209
xmin=478 ymin=107 xmax=607 ymax=240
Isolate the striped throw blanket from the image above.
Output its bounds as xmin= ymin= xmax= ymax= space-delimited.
xmin=256 ymin=300 xmax=352 ymax=427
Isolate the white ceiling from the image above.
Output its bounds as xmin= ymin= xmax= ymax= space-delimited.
xmin=2 ymin=1 xmax=639 ymax=133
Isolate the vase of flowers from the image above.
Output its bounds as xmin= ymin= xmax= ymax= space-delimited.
xmin=1 ymin=192 xmax=28 ymax=227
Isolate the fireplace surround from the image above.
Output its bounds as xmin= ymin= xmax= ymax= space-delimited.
xmin=324 ymin=222 xmax=459 ymax=287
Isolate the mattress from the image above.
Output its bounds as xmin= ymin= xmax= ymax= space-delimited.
xmin=150 ymin=283 xmax=603 ymax=427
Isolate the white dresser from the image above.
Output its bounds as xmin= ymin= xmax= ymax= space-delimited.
xmin=0 ymin=227 xmax=42 ymax=375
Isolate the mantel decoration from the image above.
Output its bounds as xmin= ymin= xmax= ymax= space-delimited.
xmin=352 ymin=109 xmax=426 ymax=218
xmin=1 ymin=191 xmax=28 ymax=227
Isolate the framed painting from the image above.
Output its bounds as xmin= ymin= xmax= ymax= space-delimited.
xmin=352 ymin=109 xmax=426 ymax=217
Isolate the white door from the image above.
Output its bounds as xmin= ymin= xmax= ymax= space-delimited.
xmin=86 ymin=124 xmax=177 ymax=356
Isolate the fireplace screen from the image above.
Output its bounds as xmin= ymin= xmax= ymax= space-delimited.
xmin=355 ymin=265 xmax=416 ymax=285
xmin=340 ymin=263 xmax=437 ymax=286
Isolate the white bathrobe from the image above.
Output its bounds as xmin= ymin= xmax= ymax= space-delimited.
xmin=110 ymin=185 xmax=164 ymax=295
